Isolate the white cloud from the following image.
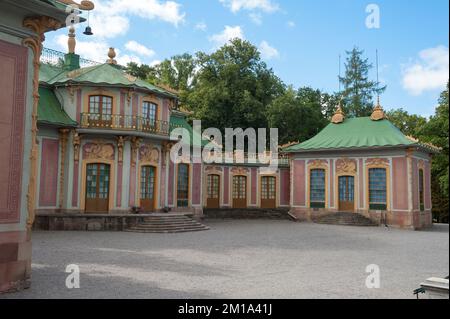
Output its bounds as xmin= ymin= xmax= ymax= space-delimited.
xmin=125 ymin=41 xmax=156 ymax=57
xmin=259 ymin=40 xmax=279 ymax=60
xmin=116 ymin=54 xmax=143 ymax=66
xmin=219 ymin=0 xmax=279 ymax=13
xmin=86 ymin=0 xmax=185 ymax=39
xmin=195 ymin=22 xmax=207 ymax=31
xmin=55 ymin=34 xmax=109 ymax=62
xmin=287 ymin=21 xmax=296 ymax=28
xmin=209 ymin=25 xmax=245 ymax=48
xmin=249 ymin=13 xmax=263 ymax=25
xmin=402 ymin=46 xmax=449 ymax=95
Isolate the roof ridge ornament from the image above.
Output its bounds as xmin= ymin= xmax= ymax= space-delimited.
xmin=371 ymin=96 xmax=386 ymax=121
xmin=106 ymin=47 xmax=117 ymax=65
xmin=331 ymin=99 xmax=345 ymax=124
xmin=68 ymin=26 xmax=76 ymax=53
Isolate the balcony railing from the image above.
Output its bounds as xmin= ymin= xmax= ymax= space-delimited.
xmin=80 ymin=113 xmax=170 ymax=136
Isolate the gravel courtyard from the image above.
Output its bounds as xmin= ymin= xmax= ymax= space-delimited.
xmin=2 ymin=221 xmax=449 ymax=299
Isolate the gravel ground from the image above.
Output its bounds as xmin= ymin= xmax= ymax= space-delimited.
xmin=2 ymin=221 xmax=449 ymax=299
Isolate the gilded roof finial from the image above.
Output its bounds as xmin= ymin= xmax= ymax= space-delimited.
xmin=67 ymin=26 xmax=76 ymax=54
xmin=331 ymin=99 xmax=345 ymax=124
xmin=107 ymin=47 xmax=117 ymax=65
xmin=371 ymin=96 xmax=386 ymax=121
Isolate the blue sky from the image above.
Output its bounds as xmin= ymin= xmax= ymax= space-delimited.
xmin=46 ymin=0 xmax=449 ymax=117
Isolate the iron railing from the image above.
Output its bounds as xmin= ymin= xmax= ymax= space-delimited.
xmin=41 ymin=47 xmax=101 ymax=68
xmin=80 ymin=113 xmax=170 ymax=136
xmin=204 ymin=151 xmax=290 ymax=166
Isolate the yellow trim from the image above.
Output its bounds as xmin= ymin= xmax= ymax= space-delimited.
xmin=84 ymin=89 xmax=118 ymax=115
xmin=204 ymin=173 xmax=222 ymax=207
xmin=176 ymin=163 xmax=191 ymax=208
xmin=137 ymin=163 xmax=159 ymax=211
xmin=80 ymin=159 xmax=116 ymax=213
xmin=307 ymin=162 xmax=329 ymax=209
xmin=365 ymin=163 xmax=391 ymax=211
xmin=140 ymin=95 xmax=161 ymax=121
xmin=258 ymin=174 xmax=279 ymax=208
xmin=335 ymin=172 xmax=357 ymax=211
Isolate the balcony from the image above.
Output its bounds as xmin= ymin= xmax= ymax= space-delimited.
xmin=80 ymin=113 xmax=170 ymax=136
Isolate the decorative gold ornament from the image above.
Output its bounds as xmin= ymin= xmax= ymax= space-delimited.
xmin=140 ymin=145 xmax=160 ymax=165
xmin=371 ymin=97 xmax=386 ymax=121
xmin=58 ymin=129 xmax=70 ymax=208
xmin=331 ymin=103 xmax=345 ymax=124
xmin=308 ymin=159 xmax=328 ymax=170
xmin=231 ymin=167 xmax=249 ymax=175
xmin=205 ymin=166 xmax=223 ymax=175
xmin=336 ymin=158 xmax=357 ymax=174
xmin=73 ymin=131 xmax=81 ymax=163
xmin=57 ymin=0 xmax=95 ymax=11
xmin=117 ymin=136 xmax=125 ymax=164
xmin=125 ymin=73 xmax=137 ymax=82
xmin=131 ymin=137 xmax=142 ymax=167
xmin=366 ymin=158 xmax=389 ymax=167
xmin=83 ymin=141 xmax=115 ymax=160
xmin=107 ymin=47 xmax=117 ymax=65
xmin=68 ymin=26 xmax=76 ymax=53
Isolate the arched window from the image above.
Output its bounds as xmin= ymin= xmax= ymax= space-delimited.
xmin=177 ymin=164 xmax=189 ymax=207
xmin=419 ymin=169 xmax=425 ymax=211
xmin=310 ymin=169 xmax=325 ymax=208
xmin=369 ymin=168 xmax=387 ymax=210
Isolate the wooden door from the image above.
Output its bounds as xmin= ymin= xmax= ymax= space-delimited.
xmin=339 ymin=176 xmax=355 ymax=212
xmin=207 ymin=174 xmax=220 ymax=209
xmin=85 ymin=163 xmax=110 ymax=213
xmin=233 ymin=176 xmax=247 ymax=209
xmin=261 ymin=176 xmax=276 ymax=209
xmin=141 ymin=166 xmax=156 ymax=212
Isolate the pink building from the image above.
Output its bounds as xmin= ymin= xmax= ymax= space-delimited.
xmin=284 ymin=104 xmax=439 ymax=230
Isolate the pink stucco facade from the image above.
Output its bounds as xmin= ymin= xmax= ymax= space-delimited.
xmin=292 ymin=160 xmax=306 ymax=207
xmin=38 ymin=139 xmax=59 ymax=207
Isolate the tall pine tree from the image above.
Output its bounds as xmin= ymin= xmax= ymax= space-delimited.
xmin=339 ymin=47 xmax=386 ymax=117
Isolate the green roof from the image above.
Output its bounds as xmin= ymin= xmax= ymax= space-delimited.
xmin=285 ymin=117 xmax=416 ymax=152
xmin=38 ymin=87 xmax=77 ymax=127
xmin=170 ymin=111 xmax=209 ymax=147
xmin=39 ymin=63 xmax=176 ymax=98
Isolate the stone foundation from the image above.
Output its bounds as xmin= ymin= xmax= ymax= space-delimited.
xmin=0 ymin=231 xmax=32 ymax=294
xmin=289 ymin=208 xmax=433 ymax=230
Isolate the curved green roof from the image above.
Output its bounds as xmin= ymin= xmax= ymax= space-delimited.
xmin=285 ymin=117 xmax=416 ymax=152
xmin=38 ymin=87 xmax=77 ymax=127
xmin=39 ymin=63 xmax=177 ymax=98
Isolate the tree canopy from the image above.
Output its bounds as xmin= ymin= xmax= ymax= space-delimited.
xmin=339 ymin=47 xmax=386 ymax=117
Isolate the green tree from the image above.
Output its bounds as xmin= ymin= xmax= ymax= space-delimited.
xmin=420 ymin=82 xmax=449 ymax=222
xmin=386 ymin=108 xmax=427 ymax=137
xmin=267 ymin=87 xmax=328 ymax=145
xmin=339 ymin=47 xmax=386 ymax=117
xmin=125 ymin=62 xmax=154 ymax=81
xmin=186 ymin=39 xmax=284 ymax=132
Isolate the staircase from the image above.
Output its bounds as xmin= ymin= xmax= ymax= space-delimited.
xmin=125 ymin=214 xmax=210 ymax=234
xmin=313 ymin=212 xmax=378 ymax=227
xmin=204 ymin=208 xmax=294 ymax=220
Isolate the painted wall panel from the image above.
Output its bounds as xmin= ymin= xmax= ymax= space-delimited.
xmin=392 ymin=157 xmax=409 ymax=211
xmin=38 ymin=139 xmax=59 ymax=207
xmin=293 ymin=160 xmax=306 ymax=206
xmin=0 ymin=40 xmax=27 ymax=223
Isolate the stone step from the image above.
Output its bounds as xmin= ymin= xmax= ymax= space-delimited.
xmin=313 ymin=212 xmax=378 ymax=227
xmin=204 ymin=208 xmax=293 ymax=220
xmin=126 ymin=214 xmax=209 ymax=234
